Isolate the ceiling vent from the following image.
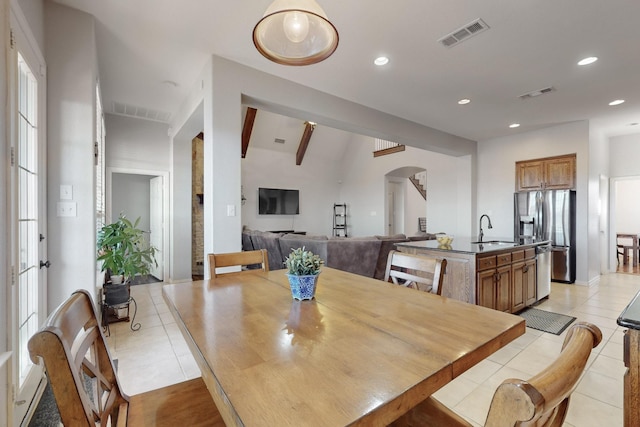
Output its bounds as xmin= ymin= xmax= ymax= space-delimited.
xmin=519 ymin=86 xmax=556 ymax=100
xmin=110 ymin=102 xmax=172 ymax=123
xmin=438 ymin=19 xmax=489 ymax=48
xmin=274 ymin=138 xmax=286 ymax=144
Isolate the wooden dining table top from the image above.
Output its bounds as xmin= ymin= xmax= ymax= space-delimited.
xmin=162 ymin=267 xmax=525 ymax=427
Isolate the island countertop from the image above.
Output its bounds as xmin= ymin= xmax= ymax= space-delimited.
xmin=618 ymin=290 xmax=640 ymax=330
xmin=396 ymin=237 xmax=550 ymax=255
xmin=395 ymin=237 xmax=550 ymax=307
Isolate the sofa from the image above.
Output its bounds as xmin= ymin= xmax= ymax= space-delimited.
xmin=242 ymin=228 xmax=437 ymax=280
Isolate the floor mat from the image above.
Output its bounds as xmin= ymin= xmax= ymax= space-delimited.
xmin=518 ymin=307 xmax=576 ymax=335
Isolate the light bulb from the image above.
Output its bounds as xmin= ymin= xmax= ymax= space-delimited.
xmin=283 ymin=11 xmax=309 ymax=43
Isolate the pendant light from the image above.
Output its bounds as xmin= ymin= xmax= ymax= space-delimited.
xmin=253 ymin=0 xmax=339 ymax=66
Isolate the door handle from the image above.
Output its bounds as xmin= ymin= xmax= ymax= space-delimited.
xmin=39 ymin=260 xmax=51 ymax=269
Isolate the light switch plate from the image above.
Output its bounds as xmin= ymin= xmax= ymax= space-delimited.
xmin=57 ymin=202 xmax=77 ymax=217
xmin=60 ymin=185 xmax=73 ymax=200
xmin=227 ymin=204 xmax=236 ymax=217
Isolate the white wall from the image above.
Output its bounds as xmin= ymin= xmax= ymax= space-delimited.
xmin=112 ymin=173 xmax=152 ymax=235
xmin=588 ymin=125 xmax=610 ymax=278
xmin=477 ymin=121 xmax=591 ymax=284
xmin=17 ymin=0 xmax=44 ymax=51
xmin=242 ymin=133 xmax=461 ymax=238
xmin=615 ymin=179 xmax=640 ymax=234
xmin=610 ymin=133 xmax=640 ymax=177
xmin=339 ymin=135 xmax=469 ymax=237
xmin=105 ymin=114 xmax=170 ymax=171
xmin=241 ymin=129 xmax=345 ymax=235
xmin=45 ymin=2 xmax=98 ymax=309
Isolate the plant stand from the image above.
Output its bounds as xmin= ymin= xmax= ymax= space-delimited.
xmin=100 ymin=283 xmax=141 ymax=336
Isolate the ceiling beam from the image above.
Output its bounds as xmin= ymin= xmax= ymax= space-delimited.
xmin=241 ymin=107 xmax=257 ymax=158
xmin=296 ymin=122 xmax=316 ymax=165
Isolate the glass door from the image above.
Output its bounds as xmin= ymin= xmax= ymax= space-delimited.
xmin=10 ymin=11 xmax=47 ymax=425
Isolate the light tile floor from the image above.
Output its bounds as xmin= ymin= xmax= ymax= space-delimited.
xmin=107 ymin=273 xmax=640 ymax=426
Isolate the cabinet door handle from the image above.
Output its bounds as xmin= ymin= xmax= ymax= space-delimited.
xmin=523 ymin=265 xmax=529 ymax=273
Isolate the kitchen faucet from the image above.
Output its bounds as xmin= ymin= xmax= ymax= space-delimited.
xmin=478 ymin=214 xmax=493 ymax=242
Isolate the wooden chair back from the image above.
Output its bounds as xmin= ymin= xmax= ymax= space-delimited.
xmin=484 ymin=321 xmax=602 ymax=427
xmin=391 ymin=321 xmax=602 ymax=427
xmin=28 ymin=289 xmax=130 ymax=426
xmin=208 ymin=249 xmax=269 ymax=278
xmin=384 ymin=250 xmax=447 ymax=295
xmin=29 ymin=290 xmax=224 ymax=426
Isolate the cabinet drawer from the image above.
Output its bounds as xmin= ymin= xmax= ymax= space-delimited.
xmin=511 ymin=250 xmax=525 ymax=262
xmin=525 ymin=248 xmax=536 ymax=260
xmin=477 ymin=256 xmax=497 ymax=271
xmin=497 ymin=253 xmax=512 ymax=266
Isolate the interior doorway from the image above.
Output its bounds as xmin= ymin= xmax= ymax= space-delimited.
xmin=386 ymin=181 xmax=403 ymax=235
xmin=107 ymin=168 xmax=169 ymax=282
xmin=612 ymin=176 xmax=640 ymax=275
xmin=385 ymin=167 xmax=427 ymax=237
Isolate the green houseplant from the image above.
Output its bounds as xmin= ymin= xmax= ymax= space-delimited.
xmin=97 ymin=215 xmax=157 ymax=285
xmin=284 ymin=247 xmax=324 ymax=300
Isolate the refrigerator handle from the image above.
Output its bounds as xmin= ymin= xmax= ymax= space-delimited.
xmin=536 ymin=191 xmax=543 ymax=240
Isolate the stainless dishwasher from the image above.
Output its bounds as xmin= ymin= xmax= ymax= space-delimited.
xmin=536 ymin=243 xmax=551 ymax=301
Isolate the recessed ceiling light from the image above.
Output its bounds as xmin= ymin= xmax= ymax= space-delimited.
xmin=458 ymin=99 xmax=471 ymax=105
xmin=577 ymin=56 xmax=598 ymax=66
xmin=374 ymin=56 xmax=389 ymax=66
xmin=609 ymin=99 xmax=625 ymax=106
xmin=509 ymin=123 xmax=520 ymax=128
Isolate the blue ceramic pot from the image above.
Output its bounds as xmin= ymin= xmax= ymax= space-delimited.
xmin=286 ymin=273 xmax=319 ymax=300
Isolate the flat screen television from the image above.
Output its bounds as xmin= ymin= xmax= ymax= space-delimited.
xmin=258 ymin=188 xmax=299 ymax=215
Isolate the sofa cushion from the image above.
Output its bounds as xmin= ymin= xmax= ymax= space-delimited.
xmin=326 ymin=238 xmax=382 ymax=278
xmin=241 ymin=228 xmax=257 ymax=251
xmin=251 ymin=231 xmax=286 ymax=270
xmin=278 ymin=236 xmax=329 ymax=268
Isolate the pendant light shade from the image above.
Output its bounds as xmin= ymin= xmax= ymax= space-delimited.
xmin=253 ymin=0 xmax=339 ymax=66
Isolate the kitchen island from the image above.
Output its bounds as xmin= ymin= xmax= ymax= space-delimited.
xmin=396 ymin=237 xmax=549 ymax=313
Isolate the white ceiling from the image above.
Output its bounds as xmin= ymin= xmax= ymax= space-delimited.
xmin=52 ymin=0 xmax=640 ymax=142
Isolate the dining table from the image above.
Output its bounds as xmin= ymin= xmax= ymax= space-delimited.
xmin=162 ymin=267 xmax=525 ymax=426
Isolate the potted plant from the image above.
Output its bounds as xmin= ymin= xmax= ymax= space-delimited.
xmin=97 ymin=215 xmax=157 ymax=304
xmin=284 ymin=247 xmax=324 ymax=300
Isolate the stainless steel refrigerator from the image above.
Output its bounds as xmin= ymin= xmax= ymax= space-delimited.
xmin=514 ymin=189 xmax=576 ymax=283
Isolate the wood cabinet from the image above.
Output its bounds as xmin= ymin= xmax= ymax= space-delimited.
xmin=477 ymin=248 xmax=536 ymax=313
xmin=511 ymin=249 xmax=537 ymax=313
xmin=516 ymin=154 xmax=576 ymax=191
xmin=477 ymin=253 xmax=512 ymax=312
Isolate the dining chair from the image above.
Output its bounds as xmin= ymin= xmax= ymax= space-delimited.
xmin=384 ymin=250 xmax=447 ymax=295
xmin=390 ymin=321 xmax=602 ymax=427
xmin=617 ymin=235 xmax=630 ymax=265
xmin=208 ymin=248 xmax=269 ymax=278
xmin=28 ymin=289 xmax=224 ymax=427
